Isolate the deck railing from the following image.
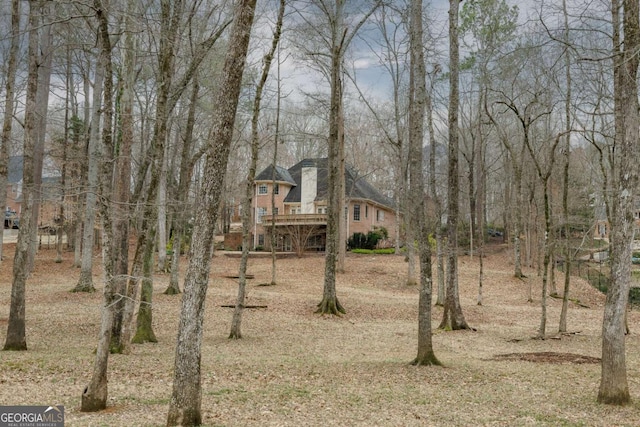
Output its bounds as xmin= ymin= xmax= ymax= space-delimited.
xmin=261 ymin=213 xmax=327 ymax=226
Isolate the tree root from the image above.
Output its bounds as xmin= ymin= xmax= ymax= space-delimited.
xmin=410 ymin=354 xmax=442 ymax=366
xmin=597 ymin=390 xmax=631 ymax=406
xmin=131 ymin=327 xmax=157 ymax=344
xmin=163 ymin=284 xmax=181 ymax=295
xmin=315 ymin=296 xmax=346 ymax=315
xmin=71 ymin=283 xmax=95 ymax=293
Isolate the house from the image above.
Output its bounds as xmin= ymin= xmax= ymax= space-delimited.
xmin=5 ymin=156 xmax=23 ymax=216
xmin=4 ymin=155 xmax=62 ymax=229
xmin=593 ymin=202 xmax=640 ymax=243
xmin=248 ymin=158 xmax=396 ymax=252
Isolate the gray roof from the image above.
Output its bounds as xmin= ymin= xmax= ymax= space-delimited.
xmin=282 ymin=158 xmax=395 ymax=209
xmin=255 ymin=164 xmax=296 ymax=185
xmin=283 ymin=158 xmax=329 ymax=203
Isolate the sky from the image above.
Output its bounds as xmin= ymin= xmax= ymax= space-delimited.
xmin=274 ymin=0 xmax=535 ymax=106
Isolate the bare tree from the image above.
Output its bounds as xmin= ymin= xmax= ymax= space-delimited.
xmin=113 ymin=0 xmax=137 ymax=352
xmin=73 ymin=44 xmax=102 ymax=293
xmin=598 ymin=0 xmax=638 ymax=406
xmin=27 ymin=0 xmax=53 ymax=273
xmin=128 ymin=0 xmax=231 ymax=347
xmin=291 ymin=0 xmax=380 ymax=315
xmin=230 ymin=0 xmax=285 ymax=340
xmin=129 ymin=0 xmax=189 ymax=349
xmin=409 ymin=0 xmax=440 ymax=366
xmin=559 ymin=0 xmax=573 ymax=333
xmin=524 ymin=130 xmax=564 ymax=339
xmin=0 ymin=0 xmax=20 ymax=263
xmin=440 ymin=0 xmax=471 ymax=331
xmin=427 ymin=65 xmax=446 ymax=306
xmin=167 ymin=0 xmax=257 ymax=423
xmin=164 ymin=79 xmax=199 ymax=296
xmin=81 ymin=0 xmax=117 ymax=410
xmin=3 ymin=0 xmax=41 ymax=351
xmin=269 ymin=49 xmax=285 ymax=287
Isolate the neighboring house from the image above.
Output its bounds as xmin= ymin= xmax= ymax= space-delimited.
xmin=4 ymin=155 xmax=62 ymax=229
xmin=593 ymin=203 xmax=640 ymax=242
xmin=5 ymin=156 xmax=23 ymax=215
xmin=248 ymin=158 xmax=396 ymax=252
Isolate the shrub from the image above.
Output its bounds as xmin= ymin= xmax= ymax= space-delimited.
xmin=351 ymin=248 xmax=395 ymax=255
xmin=348 ymin=229 xmax=387 ymax=250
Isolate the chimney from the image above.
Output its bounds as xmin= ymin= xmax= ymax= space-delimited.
xmin=300 ymin=165 xmax=317 ymax=214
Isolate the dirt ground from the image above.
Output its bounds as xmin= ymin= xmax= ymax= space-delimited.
xmin=1 ymin=241 xmax=639 ymax=426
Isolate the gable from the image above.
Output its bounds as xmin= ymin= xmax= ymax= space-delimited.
xmin=281 ymin=158 xmax=394 ymax=210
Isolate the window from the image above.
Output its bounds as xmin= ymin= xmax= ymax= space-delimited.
xmin=377 ymin=209 xmax=385 ymax=222
xmin=317 ymin=207 xmax=327 ymax=214
xmin=365 ymin=205 xmax=368 ymax=218
xmin=274 ymin=183 xmax=279 ymax=195
xmin=273 ymin=207 xmax=279 ymax=216
xmin=353 ymin=204 xmax=361 ymax=221
xmin=257 ymin=234 xmax=265 ymax=247
xmin=258 ymin=184 xmax=268 ymax=195
xmin=257 ymin=207 xmax=267 ymax=223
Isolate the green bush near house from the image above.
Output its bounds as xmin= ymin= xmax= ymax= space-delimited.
xmin=348 ymin=227 xmax=389 ymax=250
xmin=351 ymin=248 xmax=395 ymax=255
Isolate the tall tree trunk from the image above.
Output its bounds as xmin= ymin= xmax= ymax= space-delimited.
xmin=157 ymin=151 xmax=169 ymax=271
xmin=81 ymin=0 xmax=116 ymax=410
xmin=318 ymin=1 xmax=346 ymax=315
xmin=128 ymin=0 xmax=186 ymax=348
xmin=0 ymin=0 xmax=21 ymax=261
xmin=409 ymin=0 xmax=440 ymax=366
xmin=405 ymin=213 xmax=417 ymax=286
xmin=56 ymin=41 xmax=72 ymax=264
xmin=230 ymin=0 xmax=284 ymax=340
xmin=270 ymin=44 xmax=284 ymax=286
xmin=113 ymin=3 xmax=136 ymax=352
xmin=536 ymin=183 xmax=554 ymax=338
xmin=3 ymin=0 xmax=40 ymax=351
xmin=167 ymin=1 xmax=256 ymax=423
xmin=131 ymin=236 xmax=158 ymax=344
xmin=598 ymin=0 xmax=638 ymax=405
xmin=440 ymin=0 xmax=470 ymax=331
xmin=164 ymin=79 xmax=201 ymax=295
xmin=0 ymin=0 xmax=20 ymax=263
xmin=318 ymin=61 xmax=346 ymax=314
xmin=73 ymin=53 xmax=103 ymax=293
xmin=559 ymin=0 xmax=573 ymax=333
xmin=427 ymin=66 xmax=445 ymax=306
xmin=73 ymin=66 xmax=93 ymax=269
xmin=28 ymin=0 xmax=53 ymax=273
xmin=337 ymin=113 xmax=346 ymax=274
xmin=165 ymin=83 xmax=198 ymax=295
xmin=513 ymin=154 xmax=525 ymax=279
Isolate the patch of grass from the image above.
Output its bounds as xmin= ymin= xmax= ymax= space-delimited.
xmin=274 ymin=384 xmax=310 ymax=399
xmin=138 ymin=397 xmax=170 ymax=405
xmin=209 ymin=388 xmax=234 ymax=396
xmin=2 ymin=360 xmax=28 ymax=372
xmin=351 ymin=248 xmax=395 ymax=255
xmin=530 ymin=411 xmax=586 ymax=426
